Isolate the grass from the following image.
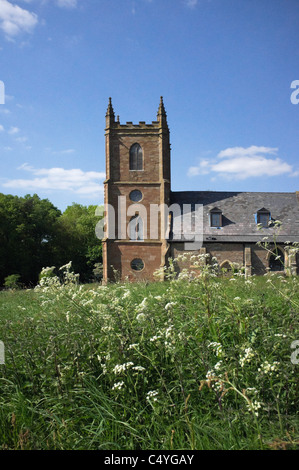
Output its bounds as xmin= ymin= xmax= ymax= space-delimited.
xmin=0 ymin=260 xmax=298 ymax=450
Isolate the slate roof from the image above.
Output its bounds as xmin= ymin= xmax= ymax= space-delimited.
xmin=170 ymin=191 xmax=299 ymax=243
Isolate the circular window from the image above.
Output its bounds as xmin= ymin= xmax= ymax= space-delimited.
xmin=131 ymin=258 xmax=145 ymax=271
xmin=129 ymin=190 xmax=143 ymax=202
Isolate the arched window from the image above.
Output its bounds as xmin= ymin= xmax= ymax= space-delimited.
xmin=129 ymin=214 xmax=144 ymax=241
xmin=269 ymin=248 xmax=284 ymax=272
xmin=220 ymin=260 xmax=233 ymax=276
xmin=220 ymin=260 xmax=232 ymax=271
xmin=130 ymin=143 xmax=143 ymax=171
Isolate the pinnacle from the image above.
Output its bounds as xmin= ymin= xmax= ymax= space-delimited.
xmin=158 ymin=96 xmax=166 ymax=116
xmin=106 ymin=97 xmax=115 ymax=116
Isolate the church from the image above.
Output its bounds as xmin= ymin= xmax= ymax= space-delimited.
xmin=102 ymin=97 xmax=299 ymax=283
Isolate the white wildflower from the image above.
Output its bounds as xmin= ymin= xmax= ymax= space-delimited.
xmin=247 ymin=399 xmax=262 ymax=417
xmin=239 ymin=347 xmax=255 ymax=367
xmin=150 ymin=335 xmax=162 ymax=342
xmin=146 ymin=390 xmax=158 ymax=402
xmin=258 ymin=360 xmax=279 ymax=375
xmin=112 ymin=362 xmax=134 ymax=374
xmin=137 ymin=298 xmax=147 ymax=311
xmin=59 ymin=261 xmax=72 ymax=271
xmin=208 ymin=342 xmax=223 ymax=358
xmin=205 ymin=368 xmax=223 ymax=392
xmin=165 ymin=325 xmax=174 ymax=338
xmin=136 ymin=313 xmax=146 ymax=322
xmin=112 ymin=381 xmax=124 ymax=391
xmin=214 ymin=360 xmax=222 ymax=371
xmin=165 ymin=302 xmax=177 ymax=310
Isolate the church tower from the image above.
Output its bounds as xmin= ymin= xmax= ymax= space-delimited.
xmin=102 ymin=97 xmax=171 ymax=282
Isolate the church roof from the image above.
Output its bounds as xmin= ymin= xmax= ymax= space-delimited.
xmin=170 ymin=190 xmax=299 ymax=243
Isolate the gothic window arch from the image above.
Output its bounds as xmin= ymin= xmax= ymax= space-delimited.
xmin=220 ymin=260 xmax=233 ymax=276
xmin=268 ymin=247 xmax=285 ymax=272
xmin=129 ymin=143 xmax=143 ymax=171
xmin=220 ymin=260 xmax=232 ymax=270
xmin=129 ymin=214 xmax=144 ymax=241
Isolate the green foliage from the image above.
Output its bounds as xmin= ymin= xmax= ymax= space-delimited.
xmin=53 ymin=203 xmax=103 ymax=283
xmin=0 ymin=266 xmax=298 ymax=450
xmin=38 ymin=266 xmax=56 ymax=281
xmin=0 ymin=193 xmax=62 ymax=287
xmin=3 ymin=274 xmax=21 ymax=290
xmin=0 ymin=194 xmax=103 ymax=287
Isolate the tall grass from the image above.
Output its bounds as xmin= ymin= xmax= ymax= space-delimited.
xmin=0 ymin=260 xmax=298 ymax=450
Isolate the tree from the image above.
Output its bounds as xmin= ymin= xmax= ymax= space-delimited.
xmin=0 ymin=194 xmax=103 ymax=287
xmin=55 ymin=203 xmax=103 ymax=283
xmin=0 ymin=193 xmax=61 ymax=287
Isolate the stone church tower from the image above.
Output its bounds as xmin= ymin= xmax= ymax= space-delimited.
xmin=102 ymin=97 xmax=171 ymax=282
xmin=102 ymin=97 xmax=299 ymax=281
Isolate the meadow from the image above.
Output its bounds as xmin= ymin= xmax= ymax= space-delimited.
xmin=0 ymin=259 xmax=298 ymax=450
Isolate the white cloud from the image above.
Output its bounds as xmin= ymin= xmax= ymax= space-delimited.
xmin=187 ymin=159 xmax=210 ymax=176
xmin=56 ymin=0 xmax=77 ymax=8
xmin=8 ymin=126 xmax=20 ymax=134
xmin=0 ymin=0 xmax=38 ymax=38
xmin=52 ymin=148 xmax=75 ymax=155
xmin=15 ymin=136 xmax=28 ymax=142
xmin=188 ymin=146 xmax=295 ymax=180
xmin=0 ymin=124 xmax=4 ymax=132
xmin=0 ymin=108 xmax=11 ymax=115
xmin=217 ymin=145 xmax=278 ymax=159
xmin=0 ymin=0 xmax=78 ymax=39
xmin=3 ymin=163 xmax=105 ymax=197
xmin=185 ymin=0 xmax=198 ymax=8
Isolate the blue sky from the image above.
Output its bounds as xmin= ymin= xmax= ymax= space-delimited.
xmin=0 ymin=0 xmax=298 ymax=212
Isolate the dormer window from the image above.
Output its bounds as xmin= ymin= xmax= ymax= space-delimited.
xmin=210 ymin=207 xmax=222 ymax=228
xmin=129 ymin=143 xmax=143 ymax=171
xmin=257 ymin=208 xmax=271 ymax=228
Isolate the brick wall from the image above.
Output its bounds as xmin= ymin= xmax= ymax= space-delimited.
xmin=103 ymin=100 xmax=171 ymax=284
xmin=105 ymin=241 xmax=163 ymax=282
